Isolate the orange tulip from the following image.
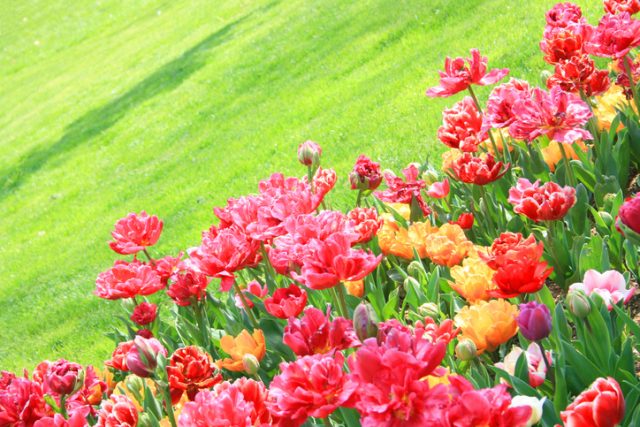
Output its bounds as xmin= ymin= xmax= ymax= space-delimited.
xmin=441 ymin=149 xmax=463 ymax=173
xmin=424 ymin=224 xmax=473 ymax=267
xmin=377 ymin=216 xmax=433 ymax=260
xmin=449 ymin=256 xmax=496 ymax=303
xmin=454 ymin=299 xmax=519 ymax=354
xmin=343 ymin=280 xmax=364 ymax=298
xmin=217 ymin=329 xmax=266 ymax=372
xmin=385 ymin=203 xmax=411 ymax=220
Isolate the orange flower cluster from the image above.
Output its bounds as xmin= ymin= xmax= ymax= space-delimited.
xmin=454 ymin=299 xmax=519 ymax=354
xmin=217 ymin=329 xmax=266 ymax=372
xmin=449 ymin=256 xmax=496 ymax=303
xmin=541 ymin=140 xmax=588 ymax=172
xmin=424 ymin=224 xmax=473 ymax=267
xmin=377 ymin=215 xmax=433 ymax=259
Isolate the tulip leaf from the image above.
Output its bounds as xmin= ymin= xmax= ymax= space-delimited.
xmin=560 ymin=340 xmax=603 ymax=389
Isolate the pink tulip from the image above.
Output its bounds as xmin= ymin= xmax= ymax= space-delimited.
xmin=569 ymin=270 xmax=635 ymax=310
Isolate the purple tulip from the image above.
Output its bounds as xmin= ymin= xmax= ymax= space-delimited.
xmin=517 ymin=301 xmax=552 ymax=342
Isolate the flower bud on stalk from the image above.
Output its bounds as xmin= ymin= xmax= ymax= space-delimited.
xmin=353 ymin=302 xmax=379 ymax=342
xmin=407 ymin=260 xmax=426 ymax=279
xmin=566 ymin=290 xmax=591 ymax=319
xmin=46 ymin=359 xmax=84 ymax=396
xmin=455 ymin=339 xmax=477 ymax=361
xmin=126 ymin=336 xmax=167 ymax=378
xmin=418 ymin=303 xmax=440 ymax=319
xmin=297 ymin=140 xmax=322 ymax=167
xmin=242 ymin=354 xmax=261 ymax=376
xmin=517 ymin=302 xmax=552 ymax=342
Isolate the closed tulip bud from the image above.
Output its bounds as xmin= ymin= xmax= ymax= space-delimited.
xmin=418 ymin=303 xmax=440 ymax=319
xmin=421 ymin=169 xmax=439 ymax=186
xmin=540 ymin=70 xmax=552 ymax=86
xmin=407 ymin=261 xmax=426 ymax=278
xmin=403 ymin=277 xmax=420 ymax=292
xmin=567 ymin=290 xmax=591 ymax=319
xmin=517 ymin=302 xmax=552 ymax=342
xmin=297 ymin=140 xmax=322 ymax=166
xmin=126 ymin=336 xmax=167 ymax=378
xmin=138 ymin=413 xmax=153 ymax=427
xmin=349 ymin=155 xmax=382 ymax=191
xmin=353 ymin=302 xmax=379 ymax=342
xmin=455 ymin=339 xmax=477 ymax=361
xmin=126 ymin=375 xmax=144 ymax=394
xmin=598 ymin=211 xmax=614 ymax=228
xmin=619 ymin=194 xmax=640 ymax=235
xmin=242 ymin=354 xmax=260 ymax=376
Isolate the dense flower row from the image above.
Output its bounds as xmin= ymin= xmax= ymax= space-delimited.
xmin=3 ymin=1 xmax=640 ymax=426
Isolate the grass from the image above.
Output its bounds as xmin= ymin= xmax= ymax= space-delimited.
xmin=0 ymin=0 xmax=601 ymax=371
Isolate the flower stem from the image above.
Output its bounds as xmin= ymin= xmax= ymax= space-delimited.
xmin=194 ymin=302 xmax=216 ymax=358
xmin=142 ymin=248 xmax=156 ymax=266
xmin=233 ymin=281 xmax=259 ymax=328
xmin=623 ymin=55 xmax=640 ymax=114
xmin=356 ymin=189 xmax=363 ymax=207
xmin=159 ymin=380 xmax=177 ymax=427
xmin=468 ymin=86 xmax=502 ymax=161
xmin=323 ymin=418 xmax=332 ymax=427
xmin=537 ymin=341 xmax=554 ymax=386
xmin=557 ymin=142 xmax=576 ymax=187
xmin=335 ymin=283 xmax=350 ymax=318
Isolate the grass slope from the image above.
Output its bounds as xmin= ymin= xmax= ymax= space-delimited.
xmin=0 ymin=0 xmax=600 ymax=370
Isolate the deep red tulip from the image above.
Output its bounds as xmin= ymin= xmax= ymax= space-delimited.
xmin=451 ymin=153 xmax=509 ymax=185
xmin=46 ymin=360 xmax=83 ymax=396
xmin=168 ymin=346 xmax=222 ymax=403
xmin=349 ymin=155 xmax=382 ymax=191
xmin=449 ymin=212 xmax=475 ymax=229
xmin=547 ymin=54 xmax=610 ymax=97
xmin=166 ymin=269 xmax=210 ymax=306
xmin=619 ymin=194 xmax=640 ymax=234
xmin=130 ymin=302 xmax=157 ymax=326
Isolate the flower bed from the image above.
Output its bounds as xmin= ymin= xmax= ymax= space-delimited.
xmin=3 ymin=1 xmax=640 ymax=426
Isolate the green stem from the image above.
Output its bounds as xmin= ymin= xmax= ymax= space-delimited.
xmin=468 ymin=86 xmax=502 ymax=161
xmin=323 ymin=418 xmax=332 ymax=427
xmin=159 ymin=381 xmax=177 ymax=427
xmin=623 ymin=55 xmax=640 ymax=114
xmin=194 ymin=302 xmax=217 ymax=358
xmin=537 ymin=341 xmax=554 ymax=386
xmin=142 ymin=248 xmax=156 ymax=266
xmin=356 ymin=189 xmax=363 ymax=207
xmin=233 ymin=281 xmax=259 ymax=328
xmin=59 ymin=395 xmax=68 ymax=418
xmin=558 ymin=142 xmax=576 ymax=187
xmin=335 ymin=283 xmax=350 ymax=318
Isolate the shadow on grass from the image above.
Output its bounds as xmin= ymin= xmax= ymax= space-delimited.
xmin=0 ymin=15 xmax=248 ymax=199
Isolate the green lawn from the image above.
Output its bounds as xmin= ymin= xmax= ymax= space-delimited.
xmin=0 ymin=0 xmax=601 ymax=370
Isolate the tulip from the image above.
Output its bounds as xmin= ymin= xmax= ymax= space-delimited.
xmin=618 ymin=194 xmax=640 ymax=235
xmin=242 ymin=354 xmax=260 ymax=376
xmin=605 ymin=0 xmax=640 ymax=14
xmin=418 ymin=303 xmax=440 ymax=319
xmin=130 ymin=302 xmax=158 ymax=326
xmin=517 ymin=302 xmax=552 ymax=342
xmin=46 ymin=359 xmax=84 ymax=396
xmin=455 ymin=339 xmax=477 ymax=361
xmin=560 ymin=377 xmax=625 ymax=427
xmin=349 ymin=155 xmax=382 ymax=191
xmin=569 ymin=269 xmax=635 ymax=310
xmin=510 ymin=396 xmax=546 ymax=427
xmin=126 ymin=336 xmax=167 ymax=378
xmin=297 ymin=140 xmax=322 ymax=166
xmin=353 ymin=302 xmax=379 ymax=342
xmin=566 ymin=290 xmax=592 ymax=318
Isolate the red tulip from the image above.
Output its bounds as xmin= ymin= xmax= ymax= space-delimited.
xmin=0 ymin=376 xmax=49 ymax=426
xmin=547 ymin=54 xmax=610 ymax=97
xmin=618 ymin=194 xmax=640 ymax=234
xmin=588 ymin=12 xmax=640 ymax=58
xmin=167 ymin=269 xmax=210 ymax=306
xmin=283 ymin=307 xmax=358 ymax=356
xmin=605 ymin=0 xmax=640 ymax=15
xmin=449 ymin=212 xmax=475 ymax=230
xmin=545 ymin=3 xmax=584 ymax=29
xmin=438 ymin=97 xmax=488 ymax=152
xmin=347 ymin=207 xmax=382 ymax=244
xmin=104 ymin=341 xmax=134 ymax=372
xmin=108 ymin=211 xmax=163 ymax=255
xmin=427 ymin=49 xmax=509 ymax=98
xmin=264 ymin=284 xmax=308 ymax=319
xmin=46 ymin=360 xmax=83 ymax=396
xmin=541 ymin=24 xmax=592 ymax=65
xmin=451 ymin=153 xmax=509 ymax=185
xmin=374 ymin=163 xmax=430 ymax=215
xmin=167 ymin=346 xmax=222 ymax=403
xmin=509 ymin=86 xmax=592 ymax=143
xmin=427 ymin=179 xmax=450 ymax=199
xmin=95 ymin=260 xmax=164 ymax=300
xmin=349 ymin=155 xmax=382 ymax=191
xmin=130 ymin=302 xmax=157 ymax=326
xmin=509 ymin=178 xmax=576 ymax=222
xmin=560 ymin=377 xmax=625 ymax=427
xmin=96 ymin=395 xmax=138 ymax=427
xmin=483 ymin=79 xmax=532 ymax=131
xmin=267 ymin=352 xmax=357 ymax=425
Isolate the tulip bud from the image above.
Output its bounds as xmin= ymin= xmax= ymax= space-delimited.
xmin=353 ymin=302 xmax=379 ymax=342
xmin=138 ymin=413 xmax=153 ymax=427
xmin=598 ymin=211 xmax=614 ymax=228
xmin=126 ymin=375 xmax=144 ymax=394
xmin=455 ymin=339 xmax=477 ymax=361
xmin=242 ymin=354 xmax=260 ymax=376
xmin=517 ymin=302 xmax=552 ymax=342
xmin=407 ymin=261 xmax=426 ymax=279
xmin=421 ymin=169 xmax=439 ymax=186
xmin=418 ymin=303 xmax=440 ymax=319
xmin=567 ymin=290 xmax=591 ymax=319
xmin=126 ymin=336 xmax=167 ymax=378
xmin=619 ymin=194 xmax=640 ymax=235
xmin=349 ymin=155 xmax=383 ymax=191
xmin=510 ymin=396 xmax=545 ymax=427
xmin=403 ymin=277 xmax=420 ymax=293
xmin=46 ymin=360 xmax=84 ymax=396
xmin=297 ymin=140 xmax=322 ymax=166
xmin=540 ymin=70 xmax=552 ymax=86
